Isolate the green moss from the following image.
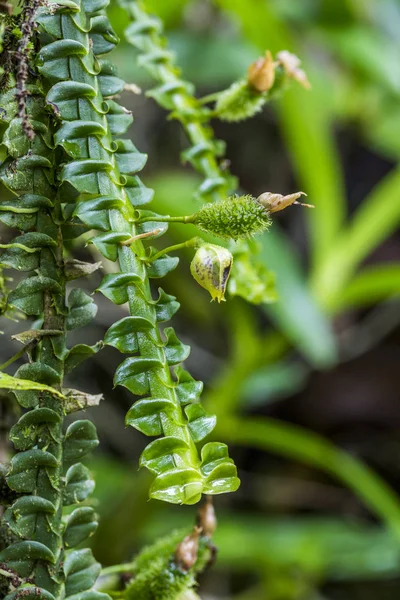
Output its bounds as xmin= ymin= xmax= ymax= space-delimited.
xmin=123 ymin=530 xmax=212 ymax=600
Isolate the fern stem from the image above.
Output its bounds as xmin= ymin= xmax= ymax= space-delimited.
xmin=120 ymin=0 xmax=235 ymax=204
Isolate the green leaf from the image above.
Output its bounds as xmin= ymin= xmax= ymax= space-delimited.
xmin=114 ymin=357 xmax=162 ymax=395
xmin=64 ymin=507 xmax=98 ymax=548
xmin=12 ymin=363 xmax=61 ymax=408
xmin=154 ymin=288 xmax=180 ymax=322
xmin=64 ymin=549 xmax=101 ymax=597
xmin=104 ymin=315 xmax=154 ymax=353
xmin=149 ymin=468 xmax=203 ymax=505
xmin=3 ymin=497 xmax=56 ymax=539
xmin=139 ymin=437 xmax=190 ymax=474
xmin=8 ymin=276 xmax=61 ymax=315
xmin=0 ymin=541 xmax=55 ymax=577
xmin=96 ymin=273 xmax=142 ymax=304
xmin=4 ymin=588 xmax=56 ymax=600
xmin=64 ymin=463 xmax=95 ymax=506
xmin=185 ymin=404 xmax=216 ymax=442
xmin=105 ymin=99 xmax=133 ymax=135
xmin=61 ymin=159 xmax=112 ymax=194
xmin=66 ymin=289 xmax=98 ymax=331
xmin=200 ymin=442 xmax=240 ymax=494
xmin=0 ymin=372 xmax=64 ymax=405
xmin=64 ymin=421 xmax=99 ymax=462
xmin=174 ymin=366 xmax=203 ymax=405
xmin=0 ymin=233 xmax=56 ymax=271
xmin=114 ymin=139 xmax=148 ymax=174
xmin=64 ymin=342 xmax=103 ymax=375
xmin=126 ymin=397 xmax=175 ymax=436
xmin=7 ymin=449 xmax=59 ymax=493
xmin=73 ymin=196 xmax=123 ymax=231
xmin=89 ymin=231 xmax=131 ymax=261
xmin=147 ymin=255 xmax=179 ymax=278
xmin=164 ymin=327 xmax=190 ymax=365
xmin=10 ymin=408 xmax=61 ymax=450
xmin=54 ymin=121 xmax=107 ymax=159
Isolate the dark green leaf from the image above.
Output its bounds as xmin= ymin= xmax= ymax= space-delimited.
xmin=174 ymin=366 xmax=203 ymax=405
xmin=66 ymin=289 xmax=98 ymax=331
xmin=96 ymin=273 xmax=142 ymax=305
xmin=104 ymin=315 xmax=154 ymax=353
xmin=163 ymin=327 xmax=190 ymax=365
xmin=64 ymin=342 xmax=103 ymax=375
xmin=64 ymin=463 xmax=95 ymax=506
xmin=64 ymin=420 xmax=99 ymax=462
xmin=7 ymin=448 xmax=59 ymax=493
xmin=154 ymin=288 xmax=180 ymax=322
xmin=185 ymin=404 xmax=216 ymax=442
xmin=64 ymin=548 xmax=101 ymax=597
xmin=114 ymin=357 xmax=162 ymax=395
xmin=140 ymin=437 xmax=190 ymax=474
xmin=147 ymin=254 xmax=179 ymax=278
xmin=149 ymin=468 xmax=203 ymax=505
xmin=3 ymin=497 xmax=55 ymax=539
xmin=125 ymin=397 xmax=175 ymax=436
xmin=64 ymin=507 xmax=98 ymax=548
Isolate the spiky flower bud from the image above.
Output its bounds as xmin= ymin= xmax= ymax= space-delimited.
xmin=248 ymin=50 xmax=275 ymax=92
xmin=190 ymin=244 xmax=233 ymax=303
xmin=194 ymin=195 xmax=272 ymax=241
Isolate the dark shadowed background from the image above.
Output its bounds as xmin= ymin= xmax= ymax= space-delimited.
xmin=2 ymin=0 xmax=400 ymax=598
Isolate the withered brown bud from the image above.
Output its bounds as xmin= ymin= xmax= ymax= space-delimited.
xmin=276 ymin=50 xmax=311 ymax=90
xmin=196 ymin=496 xmax=217 ymax=538
xmin=174 ymin=526 xmax=202 ymax=573
xmin=257 ymin=191 xmax=313 ymax=213
xmin=248 ymin=50 xmax=275 ymax=92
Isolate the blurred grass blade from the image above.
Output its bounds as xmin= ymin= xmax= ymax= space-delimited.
xmin=278 ymin=84 xmax=346 ymax=270
xmin=313 ymin=165 xmax=400 ymax=308
xmin=260 ymin=227 xmax=337 ymax=368
xmin=217 ymin=416 xmax=400 ymax=541
xmin=333 ymin=264 xmax=400 ymax=311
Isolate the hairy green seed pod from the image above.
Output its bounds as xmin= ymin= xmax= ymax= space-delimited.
xmin=190 ymin=244 xmax=233 ymax=303
xmin=194 ymin=195 xmax=271 ymax=240
xmin=215 ymin=79 xmax=267 ymax=122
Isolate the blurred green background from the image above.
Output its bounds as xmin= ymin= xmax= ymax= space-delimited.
xmin=3 ymin=0 xmax=400 ymax=598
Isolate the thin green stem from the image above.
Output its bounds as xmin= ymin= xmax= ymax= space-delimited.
xmin=137 ymin=214 xmax=195 ymax=225
xmin=197 ymin=92 xmax=221 ymax=105
xmin=101 ymin=562 xmax=135 ymax=577
xmin=147 ymin=237 xmax=199 ymax=263
xmin=0 ymin=343 xmax=35 ymax=371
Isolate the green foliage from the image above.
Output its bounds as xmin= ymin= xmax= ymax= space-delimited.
xmin=34 ymin=0 xmax=238 ymax=506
